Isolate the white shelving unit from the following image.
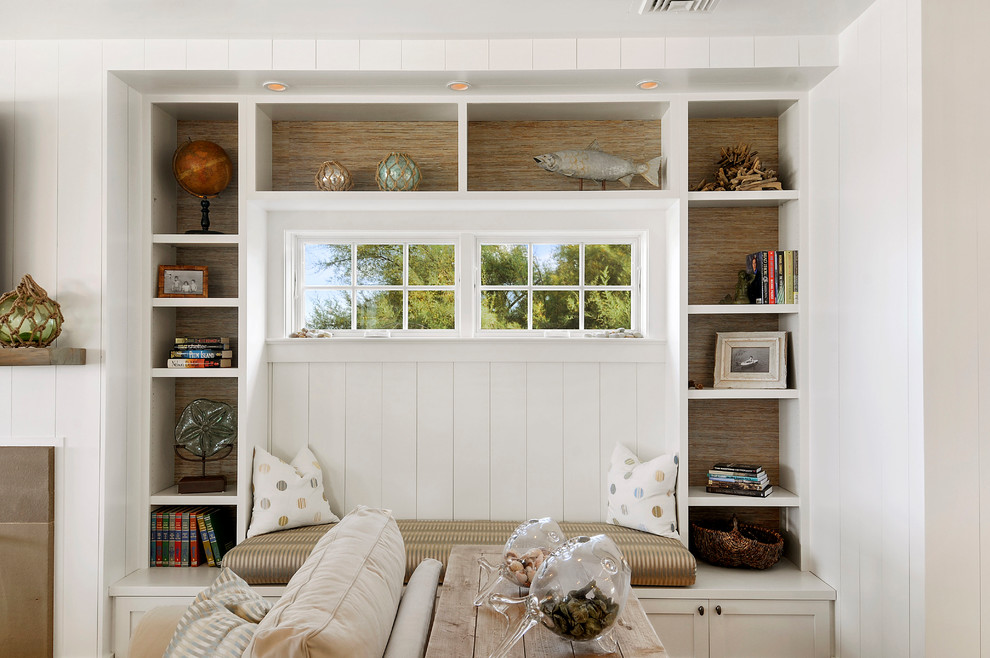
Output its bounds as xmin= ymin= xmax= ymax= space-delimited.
xmin=116 ymin=91 xmax=830 ymax=658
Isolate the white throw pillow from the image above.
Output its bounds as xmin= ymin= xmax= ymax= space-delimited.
xmin=606 ymin=443 xmax=678 ymax=538
xmin=246 ymin=446 xmax=340 ymax=538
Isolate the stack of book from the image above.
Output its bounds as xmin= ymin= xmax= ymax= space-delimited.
xmin=167 ymin=336 xmax=233 ymax=368
xmin=706 ymin=463 xmax=773 ymax=498
xmin=150 ymin=506 xmax=236 ymax=567
xmin=745 ymin=251 xmax=798 ymax=304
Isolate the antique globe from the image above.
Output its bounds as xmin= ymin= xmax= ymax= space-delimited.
xmin=474 ymin=517 xmax=566 ymax=607
xmin=488 ymin=534 xmax=632 ymax=657
xmin=172 ymin=139 xmax=233 ymax=233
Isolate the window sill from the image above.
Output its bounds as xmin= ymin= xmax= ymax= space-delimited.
xmin=266 ymin=337 xmax=665 ymax=363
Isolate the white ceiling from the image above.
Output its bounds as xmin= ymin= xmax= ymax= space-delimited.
xmin=3 ymin=0 xmax=874 ymax=40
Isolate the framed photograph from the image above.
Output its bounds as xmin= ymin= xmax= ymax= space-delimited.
xmin=158 ymin=265 xmax=208 ymax=298
xmin=713 ymin=331 xmax=787 ymax=389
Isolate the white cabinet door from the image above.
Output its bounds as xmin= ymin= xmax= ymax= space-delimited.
xmin=641 ymin=598 xmax=710 ymax=658
xmin=709 ymin=599 xmax=832 ymax=658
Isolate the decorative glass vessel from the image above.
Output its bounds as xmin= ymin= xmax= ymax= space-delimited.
xmin=474 ymin=517 xmax=566 ymax=606
xmin=375 ymin=152 xmax=422 ymax=191
xmin=488 ymin=534 xmax=632 ymax=657
xmin=0 ymin=274 xmax=64 ymax=348
xmin=314 ymin=160 xmax=354 ymax=191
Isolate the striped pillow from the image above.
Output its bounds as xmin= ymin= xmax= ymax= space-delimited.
xmin=164 ymin=567 xmax=271 ymax=658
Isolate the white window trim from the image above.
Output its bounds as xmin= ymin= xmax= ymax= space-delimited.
xmin=288 ymin=230 xmax=646 ymax=339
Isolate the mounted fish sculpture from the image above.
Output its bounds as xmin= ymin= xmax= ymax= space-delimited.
xmin=533 ymin=140 xmax=663 ymax=190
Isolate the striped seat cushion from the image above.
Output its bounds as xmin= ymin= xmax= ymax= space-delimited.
xmin=223 ymin=520 xmax=696 ymax=587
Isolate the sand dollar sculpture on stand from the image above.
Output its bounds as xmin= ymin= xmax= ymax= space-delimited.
xmin=0 ymin=274 xmax=64 ymax=348
xmin=174 ymin=398 xmax=236 ymax=493
xmin=172 ymin=139 xmax=233 ymax=234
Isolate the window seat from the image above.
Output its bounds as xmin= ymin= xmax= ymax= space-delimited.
xmin=223 ymin=519 xmax=696 ymax=588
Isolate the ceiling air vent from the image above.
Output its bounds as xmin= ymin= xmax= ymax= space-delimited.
xmin=638 ymin=0 xmax=720 ymax=14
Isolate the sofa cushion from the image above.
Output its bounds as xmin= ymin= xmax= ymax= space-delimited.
xmin=242 ymin=506 xmax=406 ymax=658
xmin=225 ymin=519 xmax=696 ymax=588
xmin=383 ymin=558 xmax=443 ymax=658
xmin=129 ymin=605 xmax=187 ymax=658
xmin=163 ymin=567 xmax=272 ymax=658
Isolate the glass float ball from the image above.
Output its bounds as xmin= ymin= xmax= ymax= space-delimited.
xmin=0 ymin=275 xmax=63 ymax=347
xmin=314 ymin=160 xmax=354 ymax=191
xmin=376 ymin=152 xmax=422 ymax=191
xmin=172 ymin=140 xmax=233 ymax=198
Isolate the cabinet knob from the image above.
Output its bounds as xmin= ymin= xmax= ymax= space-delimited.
xmin=697 ymin=605 xmax=704 ymax=616
xmin=715 ymin=605 xmax=722 ymax=615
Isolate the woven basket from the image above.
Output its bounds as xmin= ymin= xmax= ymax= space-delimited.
xmin=691 ymin=516 xmax=783 ymax=569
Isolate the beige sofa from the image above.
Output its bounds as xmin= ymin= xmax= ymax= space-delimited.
xmin=129 ymin=507 xmax=441 ymax=658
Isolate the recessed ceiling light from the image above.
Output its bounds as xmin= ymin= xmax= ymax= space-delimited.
xmin=447 ymin=81 xmax=471 ymax=91
xmin=263 ymin=81 xmax=289 ymax=92
xmin=637 ymin=80 xmax=661 ymax=90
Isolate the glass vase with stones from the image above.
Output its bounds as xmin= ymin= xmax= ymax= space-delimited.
xmin=474 ymin=517 xmax=566 ymax=608
xmin=488 ymin=534 xmax=632 ymax=658
xmin=174 ymin=399 xmax=236 ymax=493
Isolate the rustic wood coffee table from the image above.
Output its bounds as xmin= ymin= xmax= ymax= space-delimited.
xmin=425 ymin=544 xmax=667 ymax=657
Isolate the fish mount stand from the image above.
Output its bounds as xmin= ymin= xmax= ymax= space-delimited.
xmin=186 ymin=199 xmax=222 ymax=234
xmin=533 ymin=139 xmax=663 ymax=191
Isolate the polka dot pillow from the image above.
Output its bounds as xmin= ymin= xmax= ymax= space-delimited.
xmin=606 ymin=443 xmax=679 ymax=538
xmin=246 ymin=446 xmax=340 ymax=538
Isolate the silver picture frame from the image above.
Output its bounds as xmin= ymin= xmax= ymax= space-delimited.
xmin=713 ymin=331 xmax=788 ymax=389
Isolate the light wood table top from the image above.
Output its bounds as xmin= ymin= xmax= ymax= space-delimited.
xmin=426 ymin=544 xmax=667 ymax=658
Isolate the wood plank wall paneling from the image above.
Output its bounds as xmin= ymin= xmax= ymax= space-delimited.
xmin=173 ymin=378 xmax=239 ymax=484
xmin=270 ymin=121 xmax=458 ymax=191
xmin=688 ymin=207 xmax=780 ymax=305
xmin=175 ymin=120 xmax=239 ymax=234
xmin=175 ymin=246 xmax=238 ymax=298
xmin=272 ymin=360 xmax=667 ymax=523
xmin=452 ymin=363 xmax=491 ymax=519
xmin=489 ymin=363 xmax=528 ymax=520
xmin=688 ymin=118 xmax=780 ymax=191
xmin=687 ymin=398 xmax=780 ymax=487
xmin=344 ymin=363 xmax=383 ymax=511
xmin=687 ymin=314 xmax=781 ymax=388
xmin=467 ymin=120 xmax=662 ymax=191
xmin=416 ymin=363 xmax=454 ymax=518
xmin=382 ymin=363 xmax=418 ymax=519
xmin=308 ymin=363 xmax=346 ymax=516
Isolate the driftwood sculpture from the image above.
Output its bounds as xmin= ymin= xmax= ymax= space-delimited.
xmin=692 ymin=143 xmax=783 ymax=192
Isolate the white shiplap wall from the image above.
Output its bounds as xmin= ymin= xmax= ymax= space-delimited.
xmin=269 ymin=361 xmax=666 ymax=523
xmin=807 ymin=0 xmax=924 ymax=656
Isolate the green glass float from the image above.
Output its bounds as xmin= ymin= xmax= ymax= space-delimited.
xmin=0 ymin=274 xmax=64 ymax=348
xmin=376 ymin=152 xmax=422 ymax=191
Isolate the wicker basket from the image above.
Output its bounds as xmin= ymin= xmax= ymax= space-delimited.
xmin=691 ymin=516 xmax=783 ymax=569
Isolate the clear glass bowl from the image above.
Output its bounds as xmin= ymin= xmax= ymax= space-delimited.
xmin=488 ymin=534 xmax=632 ymax=657
xmin=473 ymin=517 xmax=566 ymax=606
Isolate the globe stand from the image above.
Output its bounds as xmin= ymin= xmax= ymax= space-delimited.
xmin=185 ymin=198 xmax=223 ymax=235
xmin=174 ymin=444 xmax=233 ymax=493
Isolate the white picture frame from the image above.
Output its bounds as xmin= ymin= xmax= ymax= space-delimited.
xmin=713 ymin=331 xmax=788 ymax=389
